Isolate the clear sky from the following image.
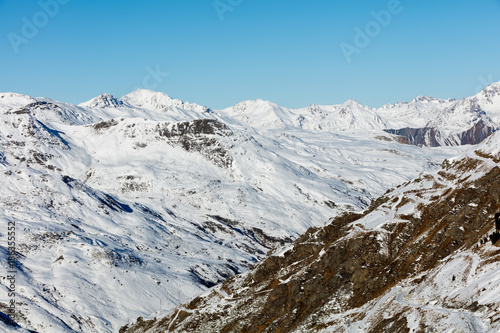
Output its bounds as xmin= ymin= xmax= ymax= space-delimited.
xmin=1 ymin=0 xmax=499 ymax=109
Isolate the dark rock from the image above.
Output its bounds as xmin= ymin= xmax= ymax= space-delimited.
xmin=385 ymin=120 xmax=497 ymax=147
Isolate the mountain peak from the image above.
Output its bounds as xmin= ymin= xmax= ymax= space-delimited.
xmin=449 ymin=97 xmax=484 ymax=113
xmin=485 ymin=80 xmax=500 ymax=91
xmin=343 ymin=99 xmax=364 ymax=107
xmin=119 ymin=89 xmax=177 ymax=110
xmin=79 ymin=93 xmax=123 ymax=108
xmin=0 ymin=92 xmax=37 ymax=107
xmin=412 ymin=95 xmax=438 ymax=103
xmin=125 ymin=88 xmax=173 ymax=99
xmin=339 ymin=99 xmax=369 ymax=114
xmin=476 ymin=80 xmax=500 ymax=100
xmin=228 ymin=99 xmax=280 ymax=114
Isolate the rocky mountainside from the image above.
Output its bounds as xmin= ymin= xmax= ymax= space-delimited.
xmin=122 ymin=131 xmax=500 ymax=333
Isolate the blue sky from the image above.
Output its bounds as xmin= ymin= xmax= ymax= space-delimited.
xmin=1 ymin=0 xmax=499 ymax=109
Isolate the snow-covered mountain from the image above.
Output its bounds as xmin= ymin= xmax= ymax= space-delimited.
xmin=218 ymin=99 xmax=294 ymax=129
xmin=383 ymin=97 xmax=497 ymax=147
xmin=118 ymin=89 xmax=208 ymax=113
xmin=216 ymin=83 xmax=500 ymax=147
xmin=218 ymin=98 xmax=387 ymax=132
xmin=378 ymin=95 xmax=457 ymax=128
xmin=1 ymin=82 xmax=500 ymax=332
xmin=79 ymin=93 xmax=123 ymax=109
xmin=473 ymin=81 xmax=500 ymax=123
xmin=290 ymin=99 xmax=387 ymax=132
xmin=123 ymin=130 xmax=500 ymax=333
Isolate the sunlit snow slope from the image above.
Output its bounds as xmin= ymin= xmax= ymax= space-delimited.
xmin=124 ymin=128 xmax=500 ymax=333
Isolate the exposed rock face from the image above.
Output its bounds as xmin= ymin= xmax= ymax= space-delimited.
xmin=155 ymin=119 xmax=234 ymax=168
xmin=90 ymin=118 xmax=235 ymax=168
xmin=458 ymin=119 xmax=497 ymax=145
xmin=122 ymin=136 xmax=500 ymax=332
xmin=156 ymin=118 xmax=232 ymax=138
xmin=384 ymin=127 xmax=442 ymax=147
xmin=384 ymin=119 xmax=497 ymax=147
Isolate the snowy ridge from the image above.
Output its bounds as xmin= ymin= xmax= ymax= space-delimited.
xmin=213 ymin=83 xmax=500 ymax=146
xmin=119 ymin=89 xmax=207 ymax=113
xmin=295 ymin=99 xmax=386 ymax=131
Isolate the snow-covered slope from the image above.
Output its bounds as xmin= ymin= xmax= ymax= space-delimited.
xmin=123 ymin=131 xmax=500 ymax=333
xmin=1 ymin=83 xmax=500 ymax=332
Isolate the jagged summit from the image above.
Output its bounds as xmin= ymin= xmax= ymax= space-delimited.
xmin=79 ymin=93 xmax=123 ymax=108
xmin=302 ymin=99 xmax=366 ymax=113
xmin=412 ymin=95 xmax=444 ymax=103
xmin=446 ymin=98 xmax=485 ymax=116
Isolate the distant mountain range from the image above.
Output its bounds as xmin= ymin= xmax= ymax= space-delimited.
xmin=80 ymin=81 xmax=500 ymax=146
